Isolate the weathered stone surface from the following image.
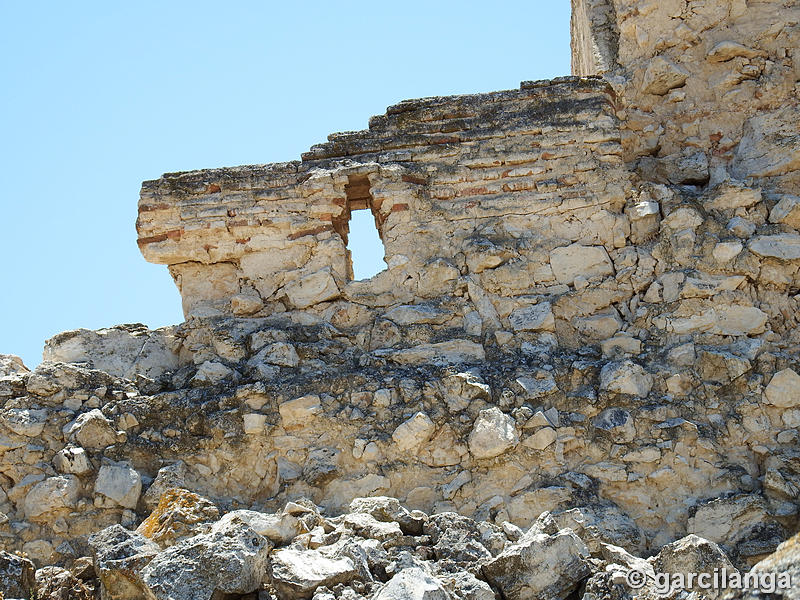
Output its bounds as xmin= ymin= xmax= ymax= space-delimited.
xmin=549 ymin=244 xmax=614 ymax=285
xmin=34 ymin=566 xmax=94 ymax=600
xmin=468 ymin=408 xmax=518 ymax=459
xmin=95 ymin=462 xmax=142 ymax=509
xmin=53 ymin=446 xmax=93 ymax=476
xmin=284 ymin=268 xmax=341 ymax=308
xmin=0 ymin=551 xmax=36 ymax=599
xmin=764 ymin=369 xmax=800 ymax=408
xmin=89 ymin=525 xmax=160 ymax=600
xmin=599 ymin=360 xmax=653 ymax=397
xmin=508 ymin=303 xmax=555 ymax=332
xmin=483 ymin=529 xmax=591 ymax=599
xmin=6 ymin=1 xmax=800 ymax=592
xmin=373 ymin=568 xmax=450 ymax=600
xmin=769 ymin=195 xmax=800 ymax=229
xmin=641 ymin=56 xmax=689 ymax=95
xmin=392 ymin=412 xmax=436 ymax=451
xmin=143 ymin=461 xmax=188 ymax=510
xmin=63 ymin=409 xmax=118 ymax=450
xmin=137 ymin=488 xmax=220 ymax=547
xmin=141 ymin=517 xmax=271 ymax=599
xmin=0 ymin=354 xmax=28 ymax=377
xmin=724 ymin=532 xmax=800 ymax=599
xmin=748 ymin=234 xmax=800 ymax=260
xmin=213 ymin=509 xmax=306 ymax=545
xmin=270 ymin=548 xmax=358 ymax=598
xmin=651 ymin=535 xmax=737 ymax=600
xmin=44 ymin=324 xmax=180 ymax=380
xmin=385 ymin=341 xmax=486 ymax=366
xmin=24 ymin=475 xmax=80 ymax=521
xmin=280 ymin=394 xmax=322 ymax=429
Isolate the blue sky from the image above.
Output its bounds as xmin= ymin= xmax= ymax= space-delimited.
xmin=0 ymin=2 xmax=571 ymax=368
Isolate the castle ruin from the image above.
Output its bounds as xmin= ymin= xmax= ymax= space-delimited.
xmin=2 ymin=1 xmax=800 ymax=598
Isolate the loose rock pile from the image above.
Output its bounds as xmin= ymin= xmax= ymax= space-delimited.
xmin=3 ymin=492 xmax=799 ymax=600
xmin=4 ymin=0 xmax=800 ymax=596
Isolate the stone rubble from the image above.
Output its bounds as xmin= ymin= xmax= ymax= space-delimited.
xmin=3 ymin=493 xmax=800 ymax=599
xmin=3 ymin=0 xmax=800 ymax=597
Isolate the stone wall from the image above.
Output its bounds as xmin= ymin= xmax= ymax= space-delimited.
xmin=137 ymin=78 xmax=629 ymax=319
xmin=3 ymin=0 xmax=800 ymax=593
xmin=571 ymin=0 xmax=800 ymax=192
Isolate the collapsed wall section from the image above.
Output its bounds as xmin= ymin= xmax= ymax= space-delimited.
xmin=137 ymin=77 xmax=629 ymax=318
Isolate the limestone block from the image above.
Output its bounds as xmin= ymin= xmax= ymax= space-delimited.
xmin=383 ymin=304 xmax=450 ymax=325
xmin=592 ymin=408 xmax=636 ymax=444
xmin=43 ymin=325 xmax=180 ymax=380
xmin=284 ymin=267 xmax=341 ymax=309
xmin=95 ymin=463 xmax=142 ymax=509
xmin=169 ymin=262 xmax=241 ymax=317
xmin=749 ymin=234 xmax=800 ymax=260
xmin=373 ymin=567 xmax=450 ymax=600
xmin=340 ymin=512 xmax=402 ymax=541
xmin=249 ymin=341 xmax=299 ymax=368
xmin=552 ymin=505 xmax=645 ymax=554
xmin=733 ymin=105 xmax=800 ymax=179
xmin=24 ymin=475 xmax=80 ymax=521
xmin=392 ymin=412 xmax=435 ymax=451
xmin=468 ymin=407 xmax=518 ymax=459
xmin=769 ymin=196 xmax=800 ymax=229
xmin=0 ymin=550 xmax=36 ymax=599
xmin=712 ymin=241 xmax=743 ymax=262
xmin=574 ymin=310 xmax=622 ymax=340
xmin=650 ymin=535 xmax=737 ymax=600
xmin=549 ymin=244 xmax=614 ymax=285
xmin=35 ymin=566 xmax=94 ymax=600
xmin=627 ymin=199 xmax=660 ymax=242
xmin=0 ymin=408 xmax=47 ymax=437
xmin=137 ymin=488 xmax=220 ymax=548
xmin=279 ymin=395 xmax=322 ymax=429
xmin=141 ymin=517 xmax=271 ymax=598
xmin=707 ymin=184 xmax=761 ymax=211
xmin=508 ymin=303 xmax=555 ymax=332
xmin=664 ymin=305 xmax=768 ymax=336
xmin=270 ymin=548 xmax=358 ymax=598
xmin=384 ymin=340 xmax=486 ymax=365
xmin=515 ymin=376 xmax=558 ymax=400
xmin=599 ymin=360 xmax=653 ymax=397
xmin=0 ymin=354 xmax=28 ymax=377
xmin=214 ymin=509 xmax=306 ymax=546
xmin=143 ymin=462 xmax=188 ymax=510
xmin=63 ymin=409 xmax=118 ymax=451
xmin=53 ymin=446 xmax=93 ymax=476
xmin=230 ymin=293 xmax=264 ymax=316
xmin=764 ymin=369 xmax=800 ymax=408
xmin=707 ymin=40 xmax=765 ymax=62
xmin=242 ymin=413 xmax=267 ymax=434
xmin=190 ymin=361 xmax=235 ymax=386
xmin=484 ymin=529 xmax=590 ymax=600
xmin=523 ymin=427 xmax=557 ymax=450
xmin=641 ymin=56 xmax=689 ymax=95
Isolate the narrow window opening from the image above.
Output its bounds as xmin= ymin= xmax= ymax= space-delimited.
xmin=344 ymin=175 xmax=386 ymax=281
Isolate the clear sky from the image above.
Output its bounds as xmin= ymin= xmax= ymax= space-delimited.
xmin=0 ymin=1 xmax=571 ymax=368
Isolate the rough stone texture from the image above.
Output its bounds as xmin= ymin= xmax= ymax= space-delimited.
xmin=140 ymin=516 xmax=271 ymax=599
xmin=270 ymin=548 xmax=359 ymax=598
xmin=0 ymin=550 xmax=36 ymax=598
xmin=4 ymin=1 xmax=800 ymax=597
xmin=136 ymin=487 xmax=220 ymax=547
xmin=483 ymin=528 xmax=591 ymax=599
xmin=88 ymin=524 xmax=160 ymax=600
